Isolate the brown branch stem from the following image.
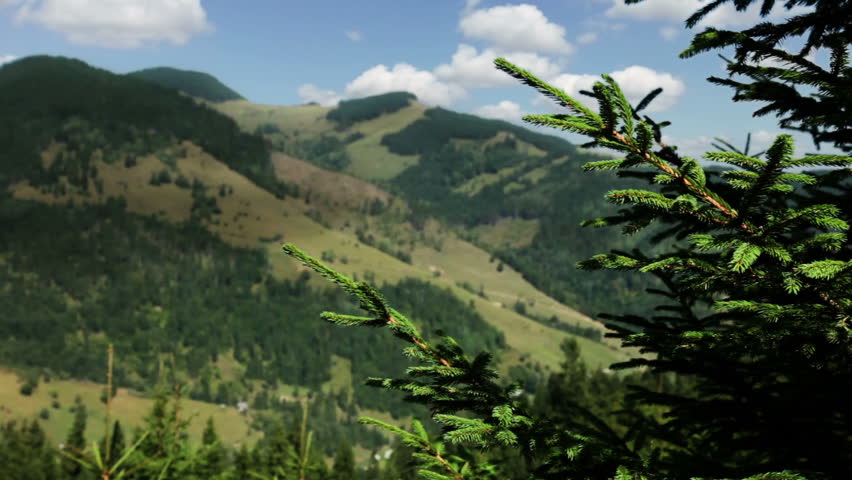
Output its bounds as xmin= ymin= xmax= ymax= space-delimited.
xmin=611 ymin=131 xmax=754 ymax=233
xmin=387 ymin=314 xmax=453 ymax=368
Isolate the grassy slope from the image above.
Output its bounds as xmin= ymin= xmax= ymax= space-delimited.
xmin=0 ymin=368 xmax=261 ymax=449
xmin=12 ymin=136 xmax=627 ymax=374
xmin=211 ymin=98 xmax=630 ymax=358
xmin=214 ymin=99 xmax=427 ymax=181
xmin=3 ymin=81 xmax=632 ymax=463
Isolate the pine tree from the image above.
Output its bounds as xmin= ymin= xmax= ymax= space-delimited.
xmin=196 ymin=417 xmax=228 ymax=480
xmin=253 ymin=418 xmax=299 ymax=479
xmin=279 ymin=1 xmax=851 ymax=479
xmin=97 ymin=420 xmax=127 ymax=470
xmin=62 ymin=402 xmax=87 ymax=479
xmin=125 ymin=384 xmax=197 ymax=480
xmin=233 ymin=443 xmax=252 ymax=480
xmin=0 ymin=419 xmax=59 ymax=480
xmin=330 ymin=439 xmax=355 ymax=480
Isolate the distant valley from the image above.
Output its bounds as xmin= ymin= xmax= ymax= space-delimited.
xmin=0 ymin=55 xmax=654 ymax=463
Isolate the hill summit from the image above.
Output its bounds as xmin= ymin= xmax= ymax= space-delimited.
xmin=128 ymin=66 xmax=245 ymax=102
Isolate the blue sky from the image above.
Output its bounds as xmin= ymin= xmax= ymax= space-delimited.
xmin=0 ymin=0 xmax=845 ymax=160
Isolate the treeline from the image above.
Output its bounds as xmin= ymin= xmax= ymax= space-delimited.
xmin=0 ymin=335 xmax=691 ymax=479
xmin=326 ymin=92 xmax=416 ymax=131
xmin=382 ymin=130 xmax=664 ymax=318
xmin=281 ymin=134 xmax=353 ymax=171
xmin=391 ymin=141 xmax=553 ymax=224
xmin=380 ymin=106 xmax=576 ymax=157
xmin=0 ymin=196 xmax=505 ymax=439
xmin=0 ymin=55 xmax=291 ymax=198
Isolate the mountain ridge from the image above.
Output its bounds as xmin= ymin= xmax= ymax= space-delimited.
xmin=128 ymin=66 xmax=246 ymax=102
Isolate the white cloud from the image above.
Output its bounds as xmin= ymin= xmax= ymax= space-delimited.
xmin=472 ymin=100 xmax=525 ymax=122
xmin=0 ymin=0 xmax=21 ymax=7
xmin=576 ymin=32 xmax=598 ymax=45
xmin=748 ymin=130 xmax=779 ymax=149
xmin=461 ymin=0 xmax=481 ymax=16
xmin=604 ymin=0 xmax=700 ymax=24
xmin=0 ymin=54 xmax=18 ymax=66
xmin=298 ymin=63 xmax=468 ymax=107
xmin=297 ymin=84 xmax=344 ymax=107
xmin=604 ymin=0 xmax=813 ymax=29
xmin=11 ymin=0 xmax=213 ymax=48
xmin=532 ymin=65 xmax=685 ymax=113
xmin=434 ymin=44 xmax=564 ymax=88
xmin=610 ymin=65 xmax=685 ymax=111
xmin=530 ymin=72 xmax=600 ymax=110
xmin=343 ymin=63 xmax=468 ymax=106
xmin=459 ymin=4 xmax=575 ymax=54
xmin=345 ymin=30 xmax=363 ymax=41
xmin=659 ymin=26 xmax=678 ymax=41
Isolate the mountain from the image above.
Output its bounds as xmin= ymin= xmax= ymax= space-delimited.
xmin=128 ymin=66 xmax=245 ymax=102
xmin=0 ymin=56 xmax=632 ymax=455
xmin=213 ymin=92 xmax=665 ymax=321
xmin=0 ymin=55 xmax=285 ymax=196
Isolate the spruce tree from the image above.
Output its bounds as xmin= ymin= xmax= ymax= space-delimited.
xmin=196 ymin=417 xmax=228 ymax=480
xmin=330 ymin=439 xmax=356 ymax=480
xmin=62 ymin=402 xmax=87 ymax=479
xmin=125 ymin=385 xmax=197 ymax=480
xmin=0 ymin=420 xmax=59 ymax=480
xmin=109 ymin=420 xmax=126 ymax=463
xmin=252 ymin=418 xmax=300 ymax=479
xmin=279 ymin=1 xmax=850 ymax=479
xmin=97 ymin=420 xmax=127 ymax=471
xmin=233 ymin=443 xmax=252 ymax=480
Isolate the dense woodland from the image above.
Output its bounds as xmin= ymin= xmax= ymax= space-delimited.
xmin=263 ymin=96 xmax=667 ymax=319
xmin=0 ymin=56 xmax=290 ymax=198
xmin=325 ymin=92 xmax=417 ymax=132
xmin=0 ymin=332 xmax=683 ymax=479
xmin=0 ymin=194 xmax=511 ymax=444
xmin=383 ymin=110 xmax=667 ymax=317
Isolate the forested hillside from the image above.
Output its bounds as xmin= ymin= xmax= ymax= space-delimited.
xmin=0 ymin=55 xmax=288 ymax=197
xmin=0 ymin=54 xmax=628 ymax=472
xmin=236 ymin=96 xmax=666 ymax=318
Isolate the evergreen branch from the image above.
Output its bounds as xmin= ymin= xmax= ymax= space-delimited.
xmin=577 ymin=254 xmax=643 ymax=271
xmin=319 ymin=312 xmax=385 ymax=327
xmin=606 ymin=189 xmax=674 ymax=209
xmin=582 ymin=158 xmax=630 ymax=171
xmin=282 ymin=243 xmax=454 ymax=368
xmin=729 ymin=242 xmax=763 ymax=272
xmin=281 ymin=244 xmax=359 ymax=294
xmin=634 ymin=87 xmax=663 ymax=116
xmin=520 ymin=114 xmax=603 ymax=136
xmin=493 ymin=58 xmax=602 ymax=125
xmin=783 ymin=154 xmax=852 ymax=168
xmin=609 ymin=128 xmax=751 ymax=232
xmin=736 ymin=134 xmax=794 ymax=219
xmin=359 ymin=418 xmax=465 ymax=480
xmin=703 ymin=152 xmax=766 ymax=173
xmin=602 ymin=73 xmax=636 ymax=138
xmin=796 ymin=260 xmax=852 ymax=280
